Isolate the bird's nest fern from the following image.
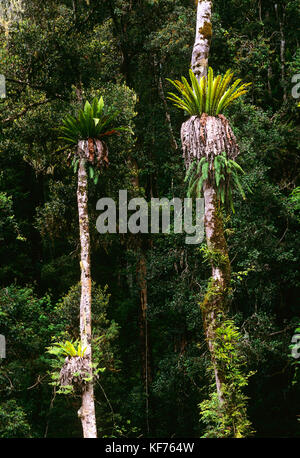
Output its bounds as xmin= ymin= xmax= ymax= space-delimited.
xmin=58 ymin=96 xmax=127 ymax=145
xmin=57 ymin=96 xmax=131 ymax=184
xmin=167 ymin=67 xmax=251 ymax=116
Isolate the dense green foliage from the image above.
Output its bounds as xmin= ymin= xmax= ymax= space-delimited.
xmin=0 ymin=0 xmax=299 ymax=438
xmin=199 ymin=319 xmax=254 ymax=438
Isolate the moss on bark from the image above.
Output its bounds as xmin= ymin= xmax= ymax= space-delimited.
xmin=199 ymin=21 xmax=212 ymax=40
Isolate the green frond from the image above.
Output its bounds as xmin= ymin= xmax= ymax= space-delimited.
xmin=189 ymin=70 xmax=203 ymax=113
xmin=184 ymin=161 xmax=197 ymax=182
xmin=210 ymin=74 xmax=222 ymax=115
xmin=167 ymin=67 xmax=251 ymax=116
xmin=185 ymin=152 xmax=249 ymax=212
xmin=205 ymin=67 xmax=213 ymax=114
xmin=201 ymin=161 xmax=209 ymax=181
xmin=58 ymin=96 xmax=128 ymax=147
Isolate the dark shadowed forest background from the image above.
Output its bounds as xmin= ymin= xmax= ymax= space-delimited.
xmin=0 ymin=0 xmax=299 ymax=438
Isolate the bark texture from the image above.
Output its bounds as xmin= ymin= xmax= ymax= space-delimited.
xmin=77 ymin=152 xmax=97 ymax=438
xmin=191 ymin=1 xmax=213 ymax=81
xmin=77 ymin=138 xmax=109 ymax=169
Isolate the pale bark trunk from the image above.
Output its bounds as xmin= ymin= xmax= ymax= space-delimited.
xmin=77 ymin=155 xmax=97 ymax=438
xmin=181 ymin=119 xmax=236 ymax=394
xmin=178 ymin=0 xmax=251 ymax=436
xmin=191 ymin=0 xmax=213 ymax=81
xmin=190 ymin=1 xmax=231 ymax=407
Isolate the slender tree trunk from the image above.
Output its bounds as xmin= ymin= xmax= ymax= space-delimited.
xmin=77 ymin=155 xmax=97 ymax=438
xmin=258 ymin=0 xmax=262 ymax=23
xmin=191 ymin=0 xmax=212 ymax=81
xmin=189 ymin=0 xmax=230 ymax=406
xmin=201 ymin=183 xmax=231 ymax=405
xmin=279 ymin=16 xmax=286 ymax=102
xmin=137 ymin=250 xmax=151 ymax=434
xmin=275 ymin=4 xmax=286 ymax=101
xmin=155 ymin=57 xmax=178 ymax=152
xmin=129 ymin=157 xmax=152 ymax=433
xmin=179 ymin=2 xmax=253 ymax=436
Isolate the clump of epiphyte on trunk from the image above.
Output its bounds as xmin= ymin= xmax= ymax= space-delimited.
xmin=58 ymin=96 xmax=131 ymax=183
xmin=185 ymin=151 xmax=251 ymax=212
xmin=46 ymin=339 xmax=91 ymax=394
xmin=167 ymin=68 xmax=251 ymax=116
xmin=59 ymin=356 xmax=93 ymax=393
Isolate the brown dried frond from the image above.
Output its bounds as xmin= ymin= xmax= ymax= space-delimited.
xmin=181 ymin=114 xmax=239 ymax=170
xmin=59 ymin=356 xmax=91 ymax=391
xmin=77 ymin=139 xmax=109 ymax=169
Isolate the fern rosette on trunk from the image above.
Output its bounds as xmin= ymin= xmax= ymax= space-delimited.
xmin=167 ymin=67 xmax=251 ymax=211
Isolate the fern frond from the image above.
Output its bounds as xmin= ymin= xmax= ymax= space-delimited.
xmin=168 ymin=68 xmax=251 ymax=116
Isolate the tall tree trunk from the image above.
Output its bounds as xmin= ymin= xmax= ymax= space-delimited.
xmin=155 ymin=56 xmax=178 ymax=152
xmin=129 ymin=158 xmax=152 ymax=433
xmin=77 ymin=155 xmax=97 ymax=438
xmin=181 ymin=0 xmax=230 ymax=405
xmin=275 ymin=3 xmax=287 ymax=101
xmin=189 ymin=0 xmax=230 ymax=407
xmin=201 ymin=183 xmax=231 ymax=406
xmin=137 ymin=250 xmax=151 ymax=434
xmin=180 ymin=3 xmax=252 ymax=437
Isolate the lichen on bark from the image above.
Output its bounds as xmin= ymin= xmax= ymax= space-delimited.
xmin=198 ymin=21 xmax=212 ymax=40
xmin=76 ymin=154 xmax=97 ymax=438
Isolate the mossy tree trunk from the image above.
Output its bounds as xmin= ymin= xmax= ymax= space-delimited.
xmin=181 ymin=115 xmax=234 ymax=408
xmin=179 ymin=2 xmax=252 ymax=437
xmin=185 ymin=0 xmax=232 ymax=408
xmin=201 ymin=184 xmax=231 ymax=405
xmin=77 ymin=151 xmax=97 ymax=438
xmin=177 ymin=2 xmax=242 ymax=421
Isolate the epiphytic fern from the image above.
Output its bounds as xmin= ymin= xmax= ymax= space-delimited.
xmin=167 ymin=68 xmax=251 ymax=116
xmin=185 ymin=152 xmax=250 ymax=212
